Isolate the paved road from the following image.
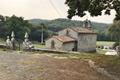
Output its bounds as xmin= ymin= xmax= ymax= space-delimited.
xmin=0 ymin=51 xmax=112 ymax=80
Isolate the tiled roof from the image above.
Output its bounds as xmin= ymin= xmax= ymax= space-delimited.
xmin=70 ymin=27 xmax=96 ymax=34
xmin=53 ymin=36 xmax=76 ymax=43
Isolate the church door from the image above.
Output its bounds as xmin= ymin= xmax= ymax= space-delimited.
xmin=51 ymin=40 xmax=55 ymax=49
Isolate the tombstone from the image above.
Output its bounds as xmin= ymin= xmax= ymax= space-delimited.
xmin=22 ymin=32 xmax=34 ymax=50
xmin=11 ymin=31 xmax=16 ymax=50
xmin=6 ymin=36 xmax=12 ymax=49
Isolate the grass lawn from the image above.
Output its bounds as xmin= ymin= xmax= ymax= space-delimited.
xmin=97 ymin=41 xmax=115 ymax=46
xmin=34 ymin=44 xmax=45 ymax=48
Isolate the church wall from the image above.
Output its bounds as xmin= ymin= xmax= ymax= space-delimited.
xmin=45 ymin=38 xmax=63 ymax=50
xmin=58 ymin=29 xmax=66 ymax=36
xmin=68 ymin=29 xmax=78 ymax=39
xmin=45 ymin=37 xmax=75 ymax=51
xmin=58 ymin=28 xmax=78 ymax=39
xmin=62 ymin=42 xmax=75 ymax=51
xmin=77 ymin=34 xmax=97 ymax=52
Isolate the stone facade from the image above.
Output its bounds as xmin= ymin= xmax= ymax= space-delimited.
xmin=77 ymin=34 xmax=97 ymax=52
xmin=46 ymin=37 xmax=63 ymax=50
xmin=59 ymin=28 xmax=78 ymax=39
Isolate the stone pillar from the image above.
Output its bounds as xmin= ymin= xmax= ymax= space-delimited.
xmin=25 ymin=32 xmax=29 ymax=40
xmin=22 ymin=32 xmax=34 ymax=50
xmin=11 ymin=31 xmax=16 ymax=50
xmin=6 ymin=36 xmax=12 ymax=49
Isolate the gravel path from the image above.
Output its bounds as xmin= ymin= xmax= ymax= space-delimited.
xmin=0 ymin=51 xmax=113 ymax=80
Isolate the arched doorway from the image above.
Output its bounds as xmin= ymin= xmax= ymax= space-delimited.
xmin=51 ymin=40 xmax=55 ymax=49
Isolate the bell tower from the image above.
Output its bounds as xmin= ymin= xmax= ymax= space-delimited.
xmin=83 ymin=19 xmax=92 ymax=30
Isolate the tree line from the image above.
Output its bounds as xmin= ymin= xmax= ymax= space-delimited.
xmin=0 ymin=15 xmax=53 ymax=43
xmin=0 ymin=14 xmax=119 ymax=43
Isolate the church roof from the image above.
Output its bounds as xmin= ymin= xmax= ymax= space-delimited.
xmin=53 ymin=36 xmax=76 ymax=43
xmin=70 ymin=27 xmax=96 ymax=34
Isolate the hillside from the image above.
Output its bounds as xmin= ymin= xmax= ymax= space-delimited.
xmin=29 ymin=18 xmax=110 ymax=32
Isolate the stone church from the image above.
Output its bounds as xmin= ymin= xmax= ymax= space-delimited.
xmin=45 ymin=19 xmax=97 ymax=52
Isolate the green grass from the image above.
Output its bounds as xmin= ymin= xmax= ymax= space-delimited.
xmin=34 ymin=44 xmax=45 ymax=48
xmin=97 ymin=41 xmax=115 ymax=46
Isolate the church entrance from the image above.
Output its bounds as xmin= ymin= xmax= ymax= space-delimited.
xmin=51 ymin=40 xmax=55 ymax=49
xmin=72 ymin=41 xmax=77 ymax=51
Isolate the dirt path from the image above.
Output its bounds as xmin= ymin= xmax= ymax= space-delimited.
xmin=0 ymin=51 xmax=113 ymax=80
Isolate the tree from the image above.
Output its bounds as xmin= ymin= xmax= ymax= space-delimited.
xmin=108 ymin=20 xmax=120 ymax=43
xmin=108 ymin=21 xmax=120 ymax=56
xmin=5 ymin=15 xmax=32 ymax=39
xmin=65 ymin=0 xmax=120 ymax=20
xmin=0 ymin=15 xmax=8 ymax=38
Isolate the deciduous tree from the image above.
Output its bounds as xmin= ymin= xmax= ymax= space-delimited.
xmin=65 ymin=0 xmax=120 ymax=20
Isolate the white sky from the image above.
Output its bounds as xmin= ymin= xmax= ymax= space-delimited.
xmin=0 ymin=0 xmax=116 ymax=23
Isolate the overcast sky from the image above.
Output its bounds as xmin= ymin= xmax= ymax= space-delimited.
xmin=0 ymin=0 xmax=116 ymax=23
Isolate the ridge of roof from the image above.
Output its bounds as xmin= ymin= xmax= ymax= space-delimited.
xmin=53 ymin=35 xmax=76 ymax=43
xmin=61 ymin=27 xmax=96 ymax=34
xmin=68 ymin=27 xmax=96 ymax=34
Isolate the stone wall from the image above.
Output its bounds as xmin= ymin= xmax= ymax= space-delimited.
xmin=58 ymin=29 xmax=67 ymax=36
xmin=77 ymin=34 xmax=97 ymax=52
xmin=46 ymin=37 xmax=75 ymax=51
xmin=58 ymin=28 xmax=78 ymax=39
xmin=45 ymin=38 xmax=63 ymax=50
xmin=62 ymin=42 xmax=75 ymax=51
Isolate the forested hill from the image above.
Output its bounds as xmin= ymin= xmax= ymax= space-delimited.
xmin=29 ymin=18 xmax=110 ymax=33
xmin=29 ymin=18 xmax=111 ymax=41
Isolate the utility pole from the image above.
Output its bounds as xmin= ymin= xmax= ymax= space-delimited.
xmin=41 ymin=24 xmax=44 ymax=44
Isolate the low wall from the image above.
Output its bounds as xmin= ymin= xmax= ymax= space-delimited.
xmin=30 ymin=48 xmax=80 ymax=54
xmin=0 ymin=44 xmax=7 ymax=48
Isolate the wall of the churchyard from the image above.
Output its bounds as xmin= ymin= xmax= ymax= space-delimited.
xmin=62 ymin=42 xmax=75 ymax=51
xmin=58 ymin=28 xmax=78 ymax=39
xmin=77 ymin=34 xmax=97 ymax=52
xmin=45 ymin=38 xmax=63 ymax=50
